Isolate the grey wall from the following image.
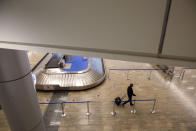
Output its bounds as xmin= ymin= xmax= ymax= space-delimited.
xmin=163 ymin=0 xmax=196 ymax=59
xmin=0 ymin=0 xmax=195 ymax=67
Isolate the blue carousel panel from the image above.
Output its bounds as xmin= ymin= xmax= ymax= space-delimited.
xmin=63 ymin=56 xmax=88 ymax=72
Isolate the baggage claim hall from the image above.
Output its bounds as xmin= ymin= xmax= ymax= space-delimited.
xmin=0 ymin=1 xmax=196 ymax=131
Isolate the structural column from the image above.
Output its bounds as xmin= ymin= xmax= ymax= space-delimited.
xmin=0 ymin=48 xmax=45 ymax=131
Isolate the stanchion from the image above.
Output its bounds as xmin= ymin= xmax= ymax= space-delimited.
xmin=131 ymin=100 xmax=136 ymax=114
xmin=86 ymin=101 xmax=91 ymax=116
xmin=61 ymin=102 xmax=66 ymax=117
xmin=111 ymin=102 xmax=116 ymax=116
xmin=148 ymin=70 xmax=152 ymax=80
xmin=40 ymin=99 xmax=157 ymax=117
xmin=107 ymin=70 xmax=111 ymax=80
xmin=126 ymin=70 xmax=130 ymax=80
xmin=151 ymin=99 xmax=156 ymax=114
xmin=180 ymin=69 xmax=185 ymax=80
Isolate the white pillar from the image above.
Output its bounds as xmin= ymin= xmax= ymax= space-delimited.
xmin=0 ymin=49 xmax=45 ymax=131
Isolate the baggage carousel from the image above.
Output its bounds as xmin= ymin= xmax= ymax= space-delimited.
xmin=33 ymin=54 xmax=106 ymax=90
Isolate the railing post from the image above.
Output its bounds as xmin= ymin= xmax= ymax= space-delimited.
xmin=148 ymin=70 xmax=152 ymax=80
xmin=111 ymin=102 xmax=116 ymax=116
xmin=180 ymin=69 xmax=185 ymax=81
xmin=131 ymin=100 xmax=136 ymax=114
xmin=107 ymin=69 xmax=111 ymax=80
xmin=151 ymin=99 xmax=156 ymax=114
xmin=86 ymin=101 xmax=91 ymax=116
xmin=126 ymin=70 xmax=130 ymax=80
xmin=61 ymin=102 xmax=66 ymax=117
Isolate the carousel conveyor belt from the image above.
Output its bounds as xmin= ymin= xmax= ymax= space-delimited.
xmin=33 ymin=54 xmax=106 ymax=90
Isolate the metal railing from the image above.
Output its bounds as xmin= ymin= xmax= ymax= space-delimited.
xmin=107 ymin=68 xmax=168 ymax=80
xmin=40 ymin=101 xmax=91 ymax=117
xmin=179 ymin=68 xmax=196 ymax=81
xmin=39 ymin=99 xmax=157 ymax=117
xmin=110 ymin=99 xmax=156 ymax=115
xmin=107 ymin=68 xmax=196 ymax=81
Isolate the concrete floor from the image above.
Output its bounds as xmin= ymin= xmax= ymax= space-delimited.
xmin=0 ymin=52 xmax=196 ymax=131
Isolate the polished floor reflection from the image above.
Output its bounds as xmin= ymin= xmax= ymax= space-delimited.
xmin=0 ymin=52 xmax=196 ymax=131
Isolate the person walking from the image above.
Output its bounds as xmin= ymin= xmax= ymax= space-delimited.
xmin=123 ymin=83 xmax=136 ymax=106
